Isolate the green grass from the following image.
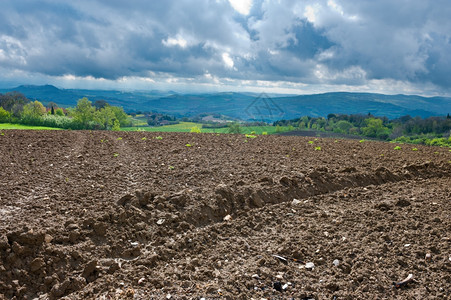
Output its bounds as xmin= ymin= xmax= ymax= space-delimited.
xmin=122 ymin=122 xmax=200 ymax=132
xmin=0 ymin=123 xmax=61 ymax=130
xmin=122 ymin=122 xmax=291 ymax=134
xmin=129 ymin=114 xmax=148 ymax=126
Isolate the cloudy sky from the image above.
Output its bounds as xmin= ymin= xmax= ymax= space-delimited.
xmin=1 ymin=0 xmax=450 ymax=95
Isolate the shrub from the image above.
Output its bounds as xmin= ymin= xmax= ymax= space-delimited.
xmin=55 ymin=108 xmax=65 ymax=116
xmin=228 ymin=123 xmax=242 ymax=134
xmin=0 ymin=107 xmax=11 ymax=123
xmin=112 ymin=119 xmax=121 ymax=131
xmin=190 ymin=126 xmax=202 ymax=133
xmin=39 ymin=115 xmax=76 ymax=129
xmin=334 ymin=120 xmax=354 ymax=134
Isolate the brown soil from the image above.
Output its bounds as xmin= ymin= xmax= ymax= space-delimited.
xmin=0 ymin=130 xmax=450 ymax=299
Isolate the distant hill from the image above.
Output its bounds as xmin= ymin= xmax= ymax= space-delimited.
xmin=1 ymin=85 xmax=450 ymax=120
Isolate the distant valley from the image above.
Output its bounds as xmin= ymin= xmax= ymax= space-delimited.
xmin=1 ymin=85 xmax=450 ymax=121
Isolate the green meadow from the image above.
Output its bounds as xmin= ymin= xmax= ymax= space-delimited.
xmin=121 ymin=122 xmax=292 ymax=134
xmin=0 ymin=123 xmax=61 ymax=130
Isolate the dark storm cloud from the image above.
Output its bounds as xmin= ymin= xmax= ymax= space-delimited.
xmin=0 ymin=0 xmax=450 ymax=92
xmin=317 ymin=0 xmax=451 ymax=87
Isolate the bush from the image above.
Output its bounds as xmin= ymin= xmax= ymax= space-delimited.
xmin=40 ymin=115 xmax=76 ymax=129
xmin=0 ymin=107 xmax=11 ymax=123
xmin=425 ymin=137 xmax=450 ymax=147
xmin=228 ymin=123 xmax=241 ymax=134
xmin=55 ymin=108 xmax=65 ymax=116
xmin=333 ymin=120 xmax=354 ymax=134
xmin=112 ymin=119 xmax=121 ymax=131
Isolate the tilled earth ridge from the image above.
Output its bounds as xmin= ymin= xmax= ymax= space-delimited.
xmin=0 ymin=130 xmax=450 ymax=299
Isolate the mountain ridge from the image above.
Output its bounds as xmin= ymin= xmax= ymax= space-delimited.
xmin=1 ymin=85 xmax=450 ymax=121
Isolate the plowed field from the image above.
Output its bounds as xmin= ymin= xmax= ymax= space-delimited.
xmin=1 ymin=130 xmax=450 ymax=299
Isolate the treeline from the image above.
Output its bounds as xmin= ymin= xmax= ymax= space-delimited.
xmin=0 ymin=92 xmax=130 ymax=130
xmin=144 ymin=112 xmax=179 ymax=126
xmin=274 ymin=113 xmax=451 ymax=146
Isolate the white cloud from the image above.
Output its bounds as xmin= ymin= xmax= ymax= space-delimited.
xmin=228 ymin=0 xmax=253 ymax=15
xmin=162 ymin=36 xmax=188 ymax=48
xmin=327 ymin=0 xmax=343 ymax=15
xmin=222 ymin=52 xmax=235 ymax=69
xmin=304 ymin=5 xmax=319 ymax=24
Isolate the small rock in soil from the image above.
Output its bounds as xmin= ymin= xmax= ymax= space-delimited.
xmin=30 ymin=257 xmax=45 ymax=272
xmin=0 ymin=235 xmax=8 ymax=250
xmin=117 ymin=194 xmax=134 ymax=206
xmin=305 ymin=262 xmax=315 ymax=269
xmin=273 ymin=281 xmax=282 ymax=292
xmin=82 ymin=260 xmax=98 ymax=281
xmin=93 ymin=222 xmax=107 ymax=236
xmin=292 ymin=199 xmax=301 ymax=205
xmin=223 ymin=214 xmax=232 ymax=221
xmin=396 ymin=199 xmax=411 ymax=207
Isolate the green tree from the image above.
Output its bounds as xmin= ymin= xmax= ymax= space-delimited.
xmin=46 ymin=101 xmax=58 ymax=114
xmin=334 ymin=120 xmax=353 ymax=134
xmin=21 ymin=101 xmax=46 ymax=124
xmin=55 ymin=108 xmax=65 ymax=116
xmin=112 ymin=119 xmax=121 ymax=131
xmin=228 ymin=123 xmax=242 ymax=134
xmin=72 ymin=97 xmax=96 ymax=128
xmin=95 ymin=106 xmax=116 ymax=129
xmin=327 ymin=113 xmax=337 ymax=120
xmin=0 ymin=107 xmax=11 ymax=123
xmin=110 ymin=106 xmax=130 ymax=127
xmin=362 ymin=118 xmax=391 ymax=139
xmin=316 ymin=117 xmax=327 ymax=129
xmin=0 ymin=92 xmax=30 ymax=118
xmin=94 ymin=100 xmax=109 ymax=110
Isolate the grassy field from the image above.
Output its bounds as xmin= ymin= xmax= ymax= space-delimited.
xmin=129 ymin=114 xmax=148 ymax=127
xmin=0 ymin=121 xmax=291 ymax=134
xmin=122 ymin=122 xmax=202 ymax=132
xmin=121 ymin=122 xmax=292 ymax=134
xmin=0 ymin=123 xmax=61 ymax=130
